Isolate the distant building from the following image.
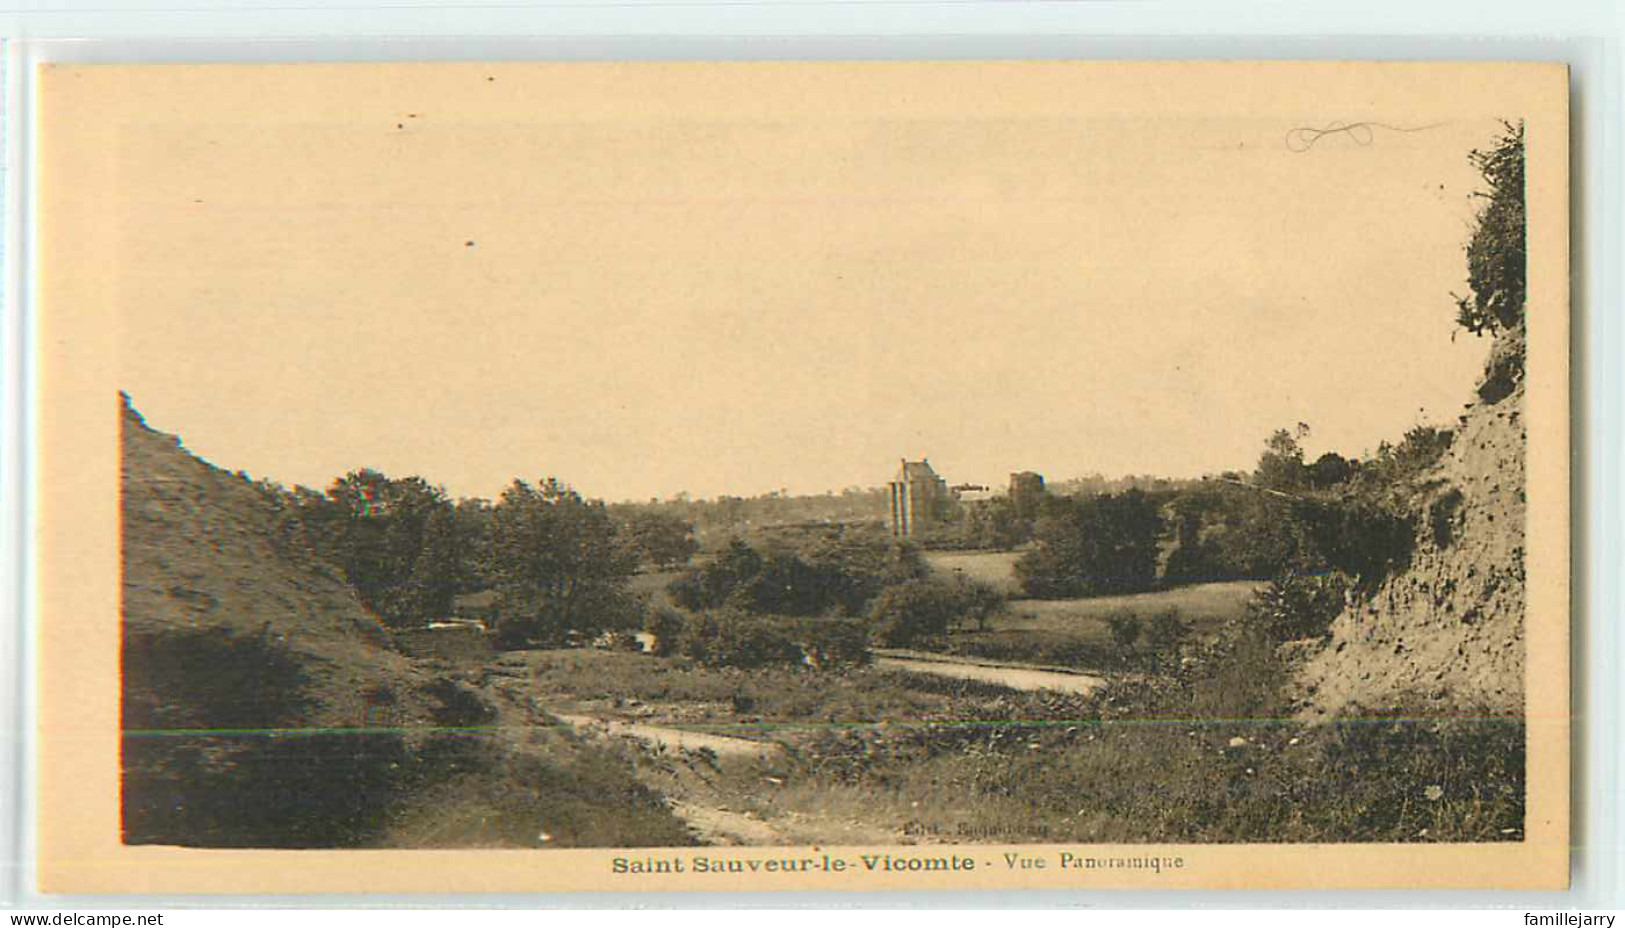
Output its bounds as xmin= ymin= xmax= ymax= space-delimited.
xmin=951 ymin=483 xmax=1000 ymax=504
xmin=1009 ymin=471 xmax=1047 ymax=518
xmin=888 ymin=458 xmax=950 ymax=538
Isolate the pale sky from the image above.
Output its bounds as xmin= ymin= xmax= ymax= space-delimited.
xmin=100 ymin=64 xmax=1502 ymax=503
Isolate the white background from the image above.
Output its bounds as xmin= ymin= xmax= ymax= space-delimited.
xmin=0 ymin=0 xmax=1620 ymax=915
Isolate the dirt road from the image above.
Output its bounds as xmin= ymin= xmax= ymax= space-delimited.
xmin=551 ymin=713 xmax=783 ymax=760
xmin=874 ymin=652 xmax=1107 ymax=695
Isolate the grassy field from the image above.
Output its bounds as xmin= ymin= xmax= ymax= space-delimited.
xmin=923 ymin=550 xmax=1024 ymax=594
xmin=923 ymin=556 xmax=1262 ymax=669
xmin=1002 ymin=581 xmax=1261 ymax=640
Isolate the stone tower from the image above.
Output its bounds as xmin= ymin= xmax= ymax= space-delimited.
xmin=888 ymin=458 xmax=949 ymax=539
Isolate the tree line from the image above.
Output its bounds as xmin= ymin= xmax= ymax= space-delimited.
xmin=263 ymin=471 xmax=700 ymax=643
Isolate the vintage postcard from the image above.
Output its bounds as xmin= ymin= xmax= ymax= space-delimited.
xmin=36 ymin=60 xmax=1569 ymax=893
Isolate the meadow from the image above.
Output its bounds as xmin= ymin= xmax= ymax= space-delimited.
xmin=922 ymin=550 xmax=1024 ymax=594
xmin=920 ymin=549 xmax=1260 ymax=668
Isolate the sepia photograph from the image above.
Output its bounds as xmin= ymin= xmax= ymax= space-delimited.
xmin=35 ymin=60 xmax=1570 ymax=892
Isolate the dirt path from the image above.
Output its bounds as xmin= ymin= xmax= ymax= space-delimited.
xmin=551 ymin=713 xmax=784 ymax=760
xmin=549 ymin=709 xmax=901 ymax=847
xmin=874 ymin=651 xmax=1107 ymax=695
xmin=668 ymin=801 xmax=784 ymax=845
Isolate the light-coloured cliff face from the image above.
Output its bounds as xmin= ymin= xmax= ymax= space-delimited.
xmin=1296 ymin=342 xmax=1526 ymax=717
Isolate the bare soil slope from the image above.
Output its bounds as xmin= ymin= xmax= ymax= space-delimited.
xmin=121 ymin=397 xmax=692 ymax=848
xmin=121 ymin=397 xmax=438 ymax=732
xmin=1297 ymin=341 xmax=1526 ymax=716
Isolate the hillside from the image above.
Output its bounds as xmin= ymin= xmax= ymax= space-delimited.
xmin=121 ymin=396 xmax=440 ymax=732
xmin=120 ymin=396 xmax=691 ymax=848
xmin=1295 ymin=335 xmax=1527 ymax=717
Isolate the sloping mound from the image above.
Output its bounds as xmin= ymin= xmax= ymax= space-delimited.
xmin=1297 ymin=343 xmax=1526 ymax=717
xmin=121 ymin=395 xmax=435 ymax=733
xmin=120 ymin=397 xmax=453 ymax=846
xmin=120 ymin=396 xmax=693 ymax=849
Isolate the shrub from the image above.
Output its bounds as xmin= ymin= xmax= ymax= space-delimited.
xmin=870 ymin=580 xmax=956 ymax=647
xmin=797 ymin=618 xmax=872 ymax=669
xmin=422 ymin=678 xmax=497 ymax=728
xmin=642 ymin=605 xmax=687 ymax=657
xmin=682 ymin=612 xmax=803 ymax=670
xmin=1454 ymin=121 xmax=1525 ymax=338
xmin=1297 ymin=497 xmax=1415 ymax=584
xmin=1105 ymin=611 xmax=1143 ymax=662
xmin=122 ymin=627 xmax=417 ymax=848
xmin=1145 ymin=610 xmax=1190 ymax=657
xmin=1246 ymin=571 xmax=1351 ymax=642
xmin=868 ymin=577 xmax=1005 ymax=648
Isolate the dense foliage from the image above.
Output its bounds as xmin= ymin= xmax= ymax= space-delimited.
xmin=1454 ymin=121 xmax=1526 ymax=338
xmin=642 ymin=608 xmax=872 ymax=670
xmin=1245 ymin=570 xmax=1352 ymax=642
xmin=619 ymin=511 xmax=700 ymax=568
xmin=276 ymin=470 xmax=463 ymax=628
xmin=668 ymin=533 xmax=928 ymax=617
xmin=1015 ymin=490 xmax=1163 ymax=598
xmin=868 ymin=577 xmax=1006 ymax=647
xmin=486 ymin=478 xmax=640 ymax=646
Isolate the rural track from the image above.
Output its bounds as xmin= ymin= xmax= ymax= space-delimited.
xmin=550 ymin=713 xmax=785 ymax=761
xmin=873 ymin=650 xmax=1108 ymax=695
xmin=542 ymin=704 xmax=901 ymax=847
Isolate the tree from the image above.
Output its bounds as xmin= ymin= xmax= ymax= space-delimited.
xmin=732 ymin=552 xmax=835 ymax=616
xmin=400 ymin=507 xmax=460 ymax=621
xmin=295 ymin=469 xmax=454 ymax=628
xmin=450 ymin=498 xmax=494 ymax=592
xmin=868 ymin=580 xmax=956 ymax=648
xmin=487 ymin=478 xmax=637 ymax=647
xmin=867 ymin=576 xmax=1006 ymax=646
xmin=944 ymin=575 xmax=1006 ymax=632
xmin=1164 ymin=479 xmax=1320 ymax=583
xmin=1306 ymin=452 xmax=1354 ymax=489
xmin=1015 ymin=490 xmax=1162 ymax=598
xmin=1454 ymin=121 xmax=1526 ymax=337
xmin=668 ymin=539 xmax=764 ymax=611
xmin=961 ymin=497 xmax=1032 ymax=550
xmin=622 ymin=511 xmax=700 ymax=569
xmin=800 ymin=531 xmax=930 ymax=615
xmin=668 ymin=532 xmax=926 ymax=618
xmin=1255 ymin=424 xmax=1310 ymax=492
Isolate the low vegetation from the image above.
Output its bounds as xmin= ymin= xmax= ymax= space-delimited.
xmin=512 ymin=629 xmax=1524 ymax=844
